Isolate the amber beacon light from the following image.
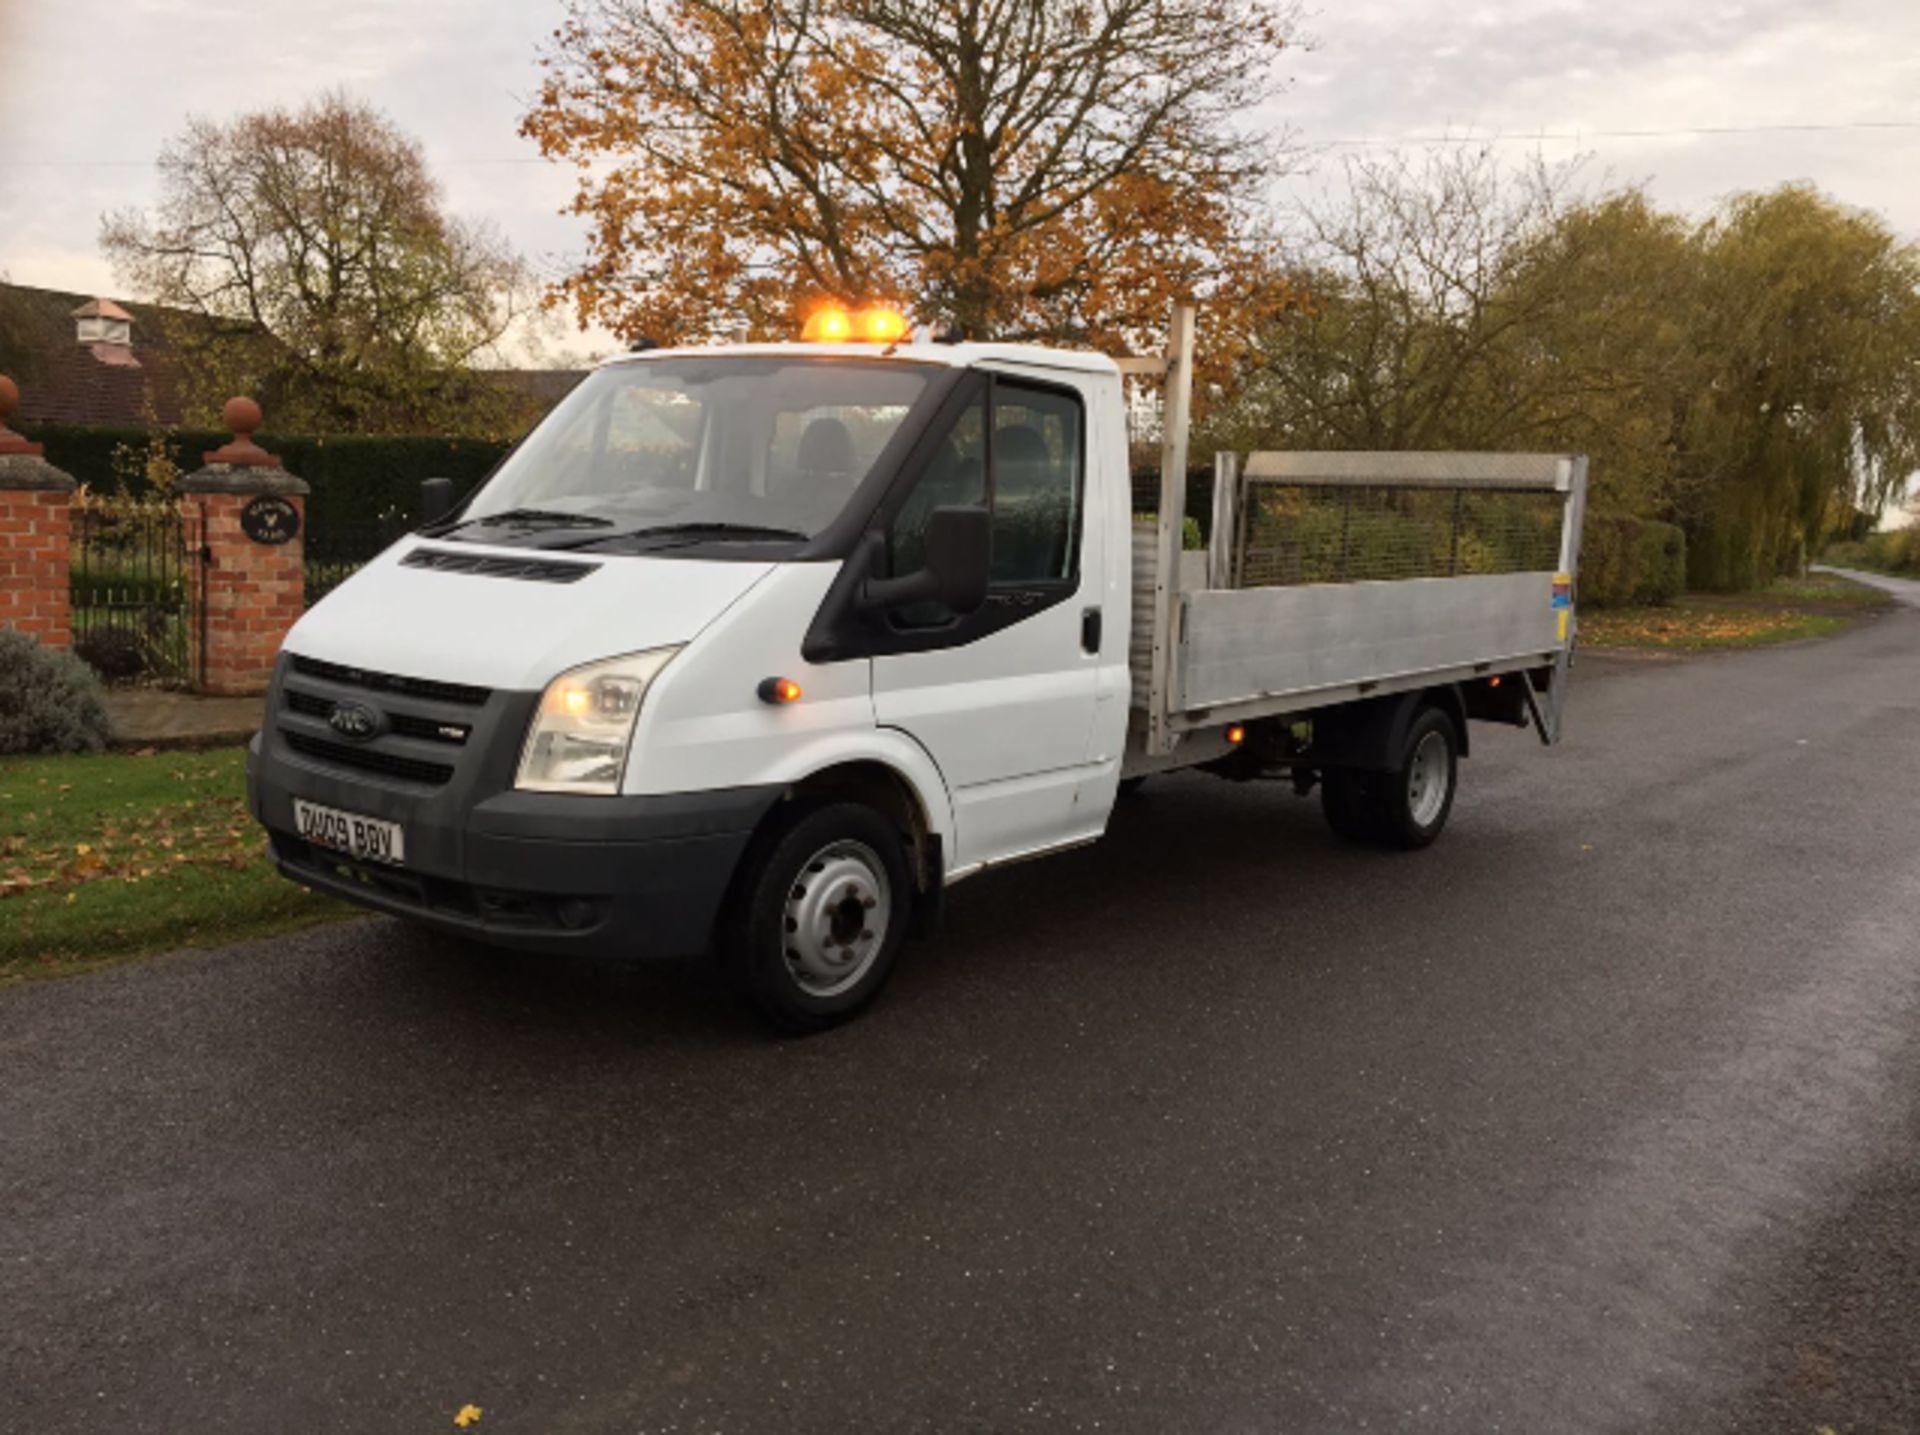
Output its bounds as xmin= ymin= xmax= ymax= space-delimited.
xmin=802 ymin=303 xmax=910 ymax=344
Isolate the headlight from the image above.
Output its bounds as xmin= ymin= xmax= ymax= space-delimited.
xmin=516 ymin=647 xmax=680 ymax=794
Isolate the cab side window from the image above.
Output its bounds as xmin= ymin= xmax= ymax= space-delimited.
xmin=886 ymin=381 xmax=1082 ymax=588
xmin=989 ymin=386 xmax=1082 ymax=586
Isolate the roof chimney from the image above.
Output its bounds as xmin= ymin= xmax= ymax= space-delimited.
xmin=73 ymin=298 xmax=138 ymax=365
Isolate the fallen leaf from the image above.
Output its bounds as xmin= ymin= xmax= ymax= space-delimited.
xmin=454 ymin=1405 xmax=484 ymax=1428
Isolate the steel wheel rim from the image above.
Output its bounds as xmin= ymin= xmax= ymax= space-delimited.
xmin=1406 ymin=730 xmax=1451 ymax=828
xmin=782 ymin=839 xmax=890 ymax=998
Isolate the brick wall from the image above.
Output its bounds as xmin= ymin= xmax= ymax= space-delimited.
xmin=183 ymin=489 xmax=308 ymax=696
xmin=0 ymin=461 xmax=75 ymax=648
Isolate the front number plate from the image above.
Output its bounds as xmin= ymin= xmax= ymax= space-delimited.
xmin=293 ymin=799 xmax=406 ymax=866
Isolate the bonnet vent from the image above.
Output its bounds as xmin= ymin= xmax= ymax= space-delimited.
xmin=400 ymin=547 xmax=600 ymax=584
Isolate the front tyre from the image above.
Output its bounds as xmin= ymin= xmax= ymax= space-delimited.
xmin=719 ymin=802 xmax=912 ymax=1034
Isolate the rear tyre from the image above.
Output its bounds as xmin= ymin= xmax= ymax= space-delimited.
xmin=1118 ymin=776 xmax=1149 ymax=798
xmin=1320 ymin=706 xmax=1459 ymax=850
xmin=718 ymin=802 xmax=912 ymax=1034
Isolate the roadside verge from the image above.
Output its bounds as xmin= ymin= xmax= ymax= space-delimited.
xmin=0 ymin=746 xmax=345 ymax=983
xmin=1582 ymin=572 xmax=1895 ymax=653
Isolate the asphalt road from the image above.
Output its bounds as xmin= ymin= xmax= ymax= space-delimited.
xmin=6 ymin=600 xmax=1919 ymax=1434
xmin=1815 ymin=561 xmax=1920 ymax=606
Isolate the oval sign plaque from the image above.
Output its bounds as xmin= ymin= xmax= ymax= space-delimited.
xmin=240 ymin=494 xmax=300 ymax=546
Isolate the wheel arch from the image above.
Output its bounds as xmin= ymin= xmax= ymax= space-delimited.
xmin=1311 ymin=685 xmax=1469 ymax=772
xmin=771 ymin=759 xmax=943 ymax=894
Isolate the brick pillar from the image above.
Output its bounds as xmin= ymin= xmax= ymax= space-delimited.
xmin=179 ymin=398 xmax=310 ymax=696
xmin=0 ymin=375 xmax=77 ymax=649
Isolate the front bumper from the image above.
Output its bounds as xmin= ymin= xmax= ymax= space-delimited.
xmin=246 ymin=657 xmax=781 ymax=959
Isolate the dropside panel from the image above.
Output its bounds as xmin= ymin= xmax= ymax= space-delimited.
xmin=1180 ymin=573 xmax=1564 ymax=713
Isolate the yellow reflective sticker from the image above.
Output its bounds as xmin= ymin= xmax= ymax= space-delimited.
xmin=1557 ymin=610 xmax=1570 ymax=642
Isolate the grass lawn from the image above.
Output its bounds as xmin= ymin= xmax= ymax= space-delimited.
xmin=1583 ymin=572 xmax=1894 ymax=651
xmin=0 ymin=747 xmax=346 ymax=984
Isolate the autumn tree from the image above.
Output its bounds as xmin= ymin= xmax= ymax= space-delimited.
xmin=102 ymin=93 xmax=532 ymax=435
xmin=522 ymin=0 xmax=1299 ymax=347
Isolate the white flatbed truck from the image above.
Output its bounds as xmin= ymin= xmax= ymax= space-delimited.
xmin=248 ymin=303 xmax=1587 ymax=1030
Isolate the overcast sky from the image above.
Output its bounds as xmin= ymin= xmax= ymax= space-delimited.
xmin=2 ymin=0 xmax=1917 ymax=365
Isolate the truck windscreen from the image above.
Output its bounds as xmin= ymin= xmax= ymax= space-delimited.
xmin=452 ymin=357 xmax=940 ymax=549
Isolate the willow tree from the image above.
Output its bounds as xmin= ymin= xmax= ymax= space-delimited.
xmin=1681 ymin=185 xmax=1920 ymax=587
xmin=522 ymin=0 xmax=1298 ymax=347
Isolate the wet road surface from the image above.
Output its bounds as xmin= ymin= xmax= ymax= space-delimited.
xmin=5 ymin=602 xmax=1919 ymax=1433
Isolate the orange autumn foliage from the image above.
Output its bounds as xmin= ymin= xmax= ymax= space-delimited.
xmin=522 ymin=0 xmax=1299 ymax=357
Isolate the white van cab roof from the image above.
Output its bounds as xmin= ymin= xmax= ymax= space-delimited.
xmin=595 ymin=340 xmax=1122 ymax=377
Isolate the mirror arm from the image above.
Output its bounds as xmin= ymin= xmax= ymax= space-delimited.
xmin=858 ymin=568 xmax=940 ymax=611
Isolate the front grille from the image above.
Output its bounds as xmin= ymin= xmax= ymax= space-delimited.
xmin=290 ymin=655 xmax=490 ymax=708
xmin=282 ymin=730 xmax=456 ymax=786
xmin=284 ymin=688 xmax=469 ymax=746
xmin=285 ymin=689 xmax=330 ymax=719
xmin=389 ymin=713 xmax=471 ymax=745
xmin=401 ymin=547 xmax=599 ymax=584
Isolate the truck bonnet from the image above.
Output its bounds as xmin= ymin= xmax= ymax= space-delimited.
xmin=282 ymin=539 xmax=779 ymax=693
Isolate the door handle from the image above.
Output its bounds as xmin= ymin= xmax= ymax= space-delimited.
xmin=1081 ymin=606 xmax=1102 ymax=654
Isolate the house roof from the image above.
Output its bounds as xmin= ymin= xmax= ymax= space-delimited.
xmin=0 ymin=284 xmax=590 ymax=433
xmin=0 ymin=282 xmax=201 ymax=428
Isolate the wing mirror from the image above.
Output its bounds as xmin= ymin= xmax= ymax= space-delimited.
xmin=860 ymin=505 xmax=990 ymax=617
xmin=419 ymin=476 xmax=456 ymax=524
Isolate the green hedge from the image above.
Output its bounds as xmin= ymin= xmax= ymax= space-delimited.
xmin=1823 ymin=529 xmax=1920 ymax=576
xmin=1579 ymin=514 xmax=1687 ymax=607
xmin=18 ymin=423 xmax=513 ymax=534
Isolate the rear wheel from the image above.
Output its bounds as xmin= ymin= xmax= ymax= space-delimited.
xmin=718 ymin=802 xmax=912 ymax=1034
xmin=1320 ymin=706 xmax=1459 ymax=849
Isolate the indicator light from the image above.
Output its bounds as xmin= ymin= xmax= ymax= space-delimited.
xmin=757 ymin=676 xmax=804 ymax=705
xmin=1225 ymin=724 xmax=1246 ymax=746
xmin=1488 ymin=675 xmax=1502 ymax=688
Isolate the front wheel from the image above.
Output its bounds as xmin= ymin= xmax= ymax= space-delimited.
xmin=1320 ymin=706 xmax=1459 ymax=850
xmin=718 ymin=802 xmax=912 ymax=1034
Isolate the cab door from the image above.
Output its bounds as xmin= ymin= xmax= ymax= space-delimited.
xmin=870 ymin=370 xmax=1107 ymax=869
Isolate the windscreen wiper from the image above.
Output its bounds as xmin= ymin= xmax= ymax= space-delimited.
xmin=627 ymin=521 xmax=810 ymax=541
xmin=435 ymin=508 xmax=616 ymax=534
xmin=557 ymin=521 xmax=811 ymax=549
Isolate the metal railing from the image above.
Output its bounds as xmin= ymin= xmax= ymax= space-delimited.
xmin=69 ymin=503 xmax=190 ymax=684
xmin=1230 ymin=452 xmax=1577 ymax=590
xmin=1236 ymin=484 xmax=1566 ymax=587
xmin=304 ymin=513 xmax=411 ymax=605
